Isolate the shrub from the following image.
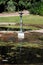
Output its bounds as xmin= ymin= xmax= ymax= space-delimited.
xmin=18 ymin=0 xmax=25 ymax=10
xmin=39 ymin=2 xmax=43 ymax=16
xmin=26 ymin=2 xmax=31 ymax=10
xmin=29 ymin=2 xmax=43 ymax=16
xmin=29 ymin=2 xmax=40 ymax=15
xmin=6 ymin=0 xmax=16 ymax=12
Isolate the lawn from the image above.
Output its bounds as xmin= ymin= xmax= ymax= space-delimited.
xmin=0 ymin=14 xmax=43 ymax=24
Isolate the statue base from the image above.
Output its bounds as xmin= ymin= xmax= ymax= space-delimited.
xmin=18 ymin=32 xmax=24 ymax=39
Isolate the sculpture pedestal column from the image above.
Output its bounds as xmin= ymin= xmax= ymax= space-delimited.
xmin=18 ymin=32 xmax=24 ymax=39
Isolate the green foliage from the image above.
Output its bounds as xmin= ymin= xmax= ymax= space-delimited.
xmin=0 ymin=0 xmax=43 ymax=16
xmin=19 ymin=0 xmax=25 ymax=10
xmin=29 ymin=2 xmax=40 ymax=15
xmin=39 ymin=2 xmax=43 ymax=16
xmin=6 ymin=0 xmax=16 ymax=12
xmin=29 ymin=1 xmax=43 ymax=16
xmin=26 ymin=2 xmax=31 ymax=9
xmin=0 ymin=0 xmax=6 ymax=4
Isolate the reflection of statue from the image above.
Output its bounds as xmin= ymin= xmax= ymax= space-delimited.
xmin=19 ymin=11 xmax=23 ymax=32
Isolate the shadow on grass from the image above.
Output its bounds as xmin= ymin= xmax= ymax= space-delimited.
xmin=0 ymin=46 xmax=43 ymax=64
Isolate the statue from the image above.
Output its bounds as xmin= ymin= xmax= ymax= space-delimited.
xmin=19 ymin=11 xmax=23 ymax=32
xmin=18 ymin=11 xmax=24 ymax=39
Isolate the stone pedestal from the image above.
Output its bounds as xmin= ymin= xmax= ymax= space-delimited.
xmin=18 ymin=32 xmax=24 ymax=39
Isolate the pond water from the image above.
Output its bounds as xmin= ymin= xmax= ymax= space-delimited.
xmin=0 ymin=31 xmax=43 ymax=64
xmin=0 ymin=44 xmax=43 ymax=64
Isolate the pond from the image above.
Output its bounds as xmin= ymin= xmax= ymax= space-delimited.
xmin=0 ymin=42 xmax=43 ymax=64
xmin=0 ymin=31 xmax=43 ymax=64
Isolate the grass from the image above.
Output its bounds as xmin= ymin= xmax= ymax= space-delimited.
xmin=0 ymin=14 xmax=43 ymax=24
xmin=1 ymin=25 xmax=40 ymax=30
xmin=0 ymin=16 xmax=19 ymax=22
xmin=23 ymin=15 xmax=43 ymax=24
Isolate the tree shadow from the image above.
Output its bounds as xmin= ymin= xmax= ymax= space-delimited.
xmin=0 ymin=4 xmax=5 ymax=13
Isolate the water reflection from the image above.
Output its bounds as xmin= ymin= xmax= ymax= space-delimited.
xmin=0 ymin=45 xmax=43 ymax=64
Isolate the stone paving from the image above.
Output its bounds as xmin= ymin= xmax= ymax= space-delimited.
xmin=30 ymin=29 xmax=43 ymax=33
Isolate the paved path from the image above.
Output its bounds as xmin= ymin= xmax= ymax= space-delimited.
xmin=24 ymin=29 xmax=43 ymax=33
xmin=0 ymin=29 xmax=43 ymax=33
xmin=0 ymin=22 xmax=16 ymax=25
xmin=30 ymin=29 xmax=43 ymax=33
xmin=0 ymin=10 xmax=29 ymax=17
